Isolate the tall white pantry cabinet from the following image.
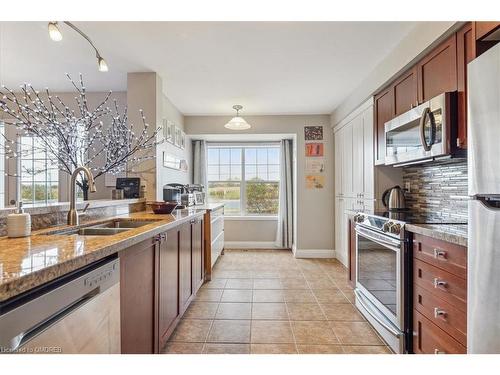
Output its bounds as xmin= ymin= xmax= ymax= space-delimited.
xmin=332 ymin=98 xmax=401 ymax=266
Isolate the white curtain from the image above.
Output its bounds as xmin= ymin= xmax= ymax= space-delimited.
xmin=192 ymin=140 xmax=207 ymax=188
xmin=276 ymin=139 xmax=294 ymax=248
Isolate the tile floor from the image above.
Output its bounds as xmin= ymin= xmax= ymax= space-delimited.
xmin=163 ymin=249 xmax=392 ymax=354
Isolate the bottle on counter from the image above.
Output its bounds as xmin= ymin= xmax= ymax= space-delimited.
xmin=7 ymin=201 xmax=31 ymax=238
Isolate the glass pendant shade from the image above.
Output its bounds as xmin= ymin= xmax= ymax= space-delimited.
xmin=98 ymin=57 xmax=109 ymax=72
xmin=224 ymin=116 xmax=251 ymax=130
xmin=48 ymin=22 xmax=63 ymax=41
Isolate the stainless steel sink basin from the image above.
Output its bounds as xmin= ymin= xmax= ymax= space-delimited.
xmin=41 ymin=219 xmax=160 ymax=236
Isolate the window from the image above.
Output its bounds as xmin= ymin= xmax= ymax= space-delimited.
xmin=20 ymin=136 xmax=59 ymax=205
xmin=207 ymin=144 xmax=280 ymax=216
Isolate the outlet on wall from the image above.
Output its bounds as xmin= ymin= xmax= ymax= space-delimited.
xmin=404 ymin=181 xmax=411 ymax=193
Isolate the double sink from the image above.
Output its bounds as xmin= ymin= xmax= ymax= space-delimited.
xmin=42 ymin=219 xmax=160 ymax=236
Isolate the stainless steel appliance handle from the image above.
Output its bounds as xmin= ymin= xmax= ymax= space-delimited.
xmin=419 ymin=107 xmax=435 ymax=152
xmin=354 ymin=289 xmax=402 ymax=337
xmin=355 ymin=225 xmax=401 ymax=251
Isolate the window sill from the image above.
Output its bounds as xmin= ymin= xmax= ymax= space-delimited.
xmin=224 ymin=216 xmax=278 ymax=221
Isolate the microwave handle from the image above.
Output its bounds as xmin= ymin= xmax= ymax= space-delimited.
xmin=419 ymin=107 xmax=436 ymax=151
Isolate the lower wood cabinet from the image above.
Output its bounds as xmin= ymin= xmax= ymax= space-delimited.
xmin=158 ymin=229 xmax=179 ymax=349
xmin=119 ymin=238 xmax=159 ymax=354
xmin=411 ymin=232 xmax=467 ymax=354
xmin=120 ymin=214 xmax=205 ymax=354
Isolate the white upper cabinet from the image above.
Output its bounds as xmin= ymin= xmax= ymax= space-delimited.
xmin=362 ymin=108 xmax=375 ymax=200
xmin=334 ymin=127 xmax=343 ymax=197
xmin=351 ymin=113 xmax=364 ymax=197
xmin=341 ymin=124 xmax=353 ymax=198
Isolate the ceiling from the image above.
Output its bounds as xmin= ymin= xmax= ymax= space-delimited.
xmin=0 ymin=21 xmax=418 ymax=115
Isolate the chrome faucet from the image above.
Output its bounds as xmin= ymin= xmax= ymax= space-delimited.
xmin=67 ymin=166 xmax=97 ymax=226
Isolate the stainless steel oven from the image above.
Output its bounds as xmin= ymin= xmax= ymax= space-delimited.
xmin=384 ymin=92 xmax=457 ymax=166
xmin=353 ymin=214 xmax=408 ymax=353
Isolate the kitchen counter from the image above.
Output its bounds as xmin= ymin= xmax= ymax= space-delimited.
xmin=0 ymin=208 xmax=206 ymax=302
xmin=192 ymin=202 xmax=225 ymax=211
xmin=405 ymin=223 xmax=468 ymax=247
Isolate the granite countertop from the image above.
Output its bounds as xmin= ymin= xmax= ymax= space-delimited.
xmin=405 ymin=223 xmax=468 ymax=247
xmin=0 ymin=208 xmax=206 ymax=302
xmin=193 ymin=202 xmax=225 ymax=211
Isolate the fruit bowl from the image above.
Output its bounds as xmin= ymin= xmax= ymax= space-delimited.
xmin=147 ymin=201 xmax=178 ymax=214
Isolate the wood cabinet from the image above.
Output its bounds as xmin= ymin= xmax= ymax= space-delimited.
xmin=474 ymin=22 xmax=500 ymax=41
xmin=393 ymin=67 xmax=418 ymax=116
xmin=158 ymin=228 xmax=179 ymax=349
xmin=416 ymin=34 xmax=457 ymax=104
xmin=456 ymin=22 xmax=474 ymax=149
xmin=410 ymin=232 xmax=467 ymax=354
xmin=179 ymin=222 xmax=193 ymax=313
xmin=119 ymin=238 xmax=159 ymax=354
xmin=374 ymin=86 xmax=393 ymax=165
xmin=191 ymin=217 xmax=204 ymax=293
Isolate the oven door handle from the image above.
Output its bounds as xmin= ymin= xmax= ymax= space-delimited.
xmin=355 ymin=289 xmax=402 ymax=338
xmin=355 ymin=226 xmax=401 ymax=251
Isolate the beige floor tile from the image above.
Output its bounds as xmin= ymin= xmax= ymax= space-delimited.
xmin=251 ymin=344 xmax=298 ymax=354
xmin=220 ymin=289 xmax=253 ymax=303
xmin=341 ymin=289 xmax=356 ymax=303
xmin=195 ymin=288 xmax=223 ymax=302
xmin=225 ymin=278 xmax=254 ymax=289
xmin=330 ymin=321 xmax=384 ymax=345
xmin=252 ymin=303 xmax=288 ymax=320
xmin=253 ymin=289 xmax=285 ymax=303
xmin=283 ymin=289 xmax=316 ymax=303
xmin=342 ymin=345 xmax=392 ymax=354
xmin=202 ymin=343 xmax=250 ymax=354
xmin=286 ymin=303 xmax=326 ymax=321
xmin=251 ymin=320 xmax=295 ymax=343
xmin=169 ymin=319 xmax=212 ymax=342
xmin=183 ymin=302 xmax=219 ymax=319
xmin=207 ymin=320 xmax=251 ymax=343
xmin=321 ymin=303 xmax=365 ymax=321
xmin=280 ymin=278 xmax=309 ymax=290
xmin=252 ymin=271 xmax=280 ymax=278
xmin=201 ymin=279 xmax=228 ymax=289
xmin=306 ymin=278 xmax=338 ymax=290
xmin=333 ymin=278 xmax=354 ymax=289
xmin=291 ymin=321 xmax=339 ymax=344
xmin=162 ymin=342 xmax=204 ymax=354
xmin=215 ymin=303 xmax=252 ymax=320
xmin=278 ymin=270 xmax=303 ymax=278
xmin=253 ymin=279 xmax=283 ymax=289
xmin=297 ymin=344 xmax=344 ymax=354
xmin=312 ymin=289 xmax=350 ymax=304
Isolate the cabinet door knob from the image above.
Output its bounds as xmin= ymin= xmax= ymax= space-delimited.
xmin=434 ymin=307 xmax=447 ymax=318
xmin=434 ymin=248 xmax=447 ymax=259
xmin=433 ymin=278 xmax=447 ymax=288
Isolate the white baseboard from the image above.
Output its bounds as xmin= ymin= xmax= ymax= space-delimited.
xmin=294 ymin=249 xmax=336 ymax=259
xmin=224 ymin=241 xmax=285 ymax=250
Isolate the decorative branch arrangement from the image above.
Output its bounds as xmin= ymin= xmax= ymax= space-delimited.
xmin=0 ymin=74 xmax=162 ymax=199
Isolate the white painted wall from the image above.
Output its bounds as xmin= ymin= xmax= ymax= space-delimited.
xmin=185 ymin=114 xmax=333 ymax=255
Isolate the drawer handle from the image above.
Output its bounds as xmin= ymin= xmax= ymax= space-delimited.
xmin=434 ymin=248 xmax=447 ymax=259
xmin=434 ymin=307 xmax=447 ymax=318
xmin=433 ymin=278 xmax=447 ymax=288
xmin=434 ymin=349 xmax=446 ymax=354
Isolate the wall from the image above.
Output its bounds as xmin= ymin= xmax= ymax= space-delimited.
xmin=403 ymin=159 xmax=468 ymax=222
xmin=127 ymin=72 xmax=192 ymax=201
xmin=185 ymin=114 xmax=334 ymax=256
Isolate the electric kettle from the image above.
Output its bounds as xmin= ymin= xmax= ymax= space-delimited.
xmin=381 ymin=185 xmax=406 ymax=211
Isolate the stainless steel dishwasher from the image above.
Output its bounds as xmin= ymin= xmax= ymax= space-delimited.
xmin=0 ymin=257 xmax=120 ymax=354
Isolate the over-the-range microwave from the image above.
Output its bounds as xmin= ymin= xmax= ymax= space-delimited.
xmin=384 ymin=92 xmax=465 ymax=166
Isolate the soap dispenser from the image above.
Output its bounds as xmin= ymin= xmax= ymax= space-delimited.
xmin=7 ymin=202 xmax=31 ymax=238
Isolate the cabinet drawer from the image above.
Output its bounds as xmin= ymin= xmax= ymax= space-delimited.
xmin=414 ymin=284 xmax=467 ymax=346
xmin=413 ymin=310 xmax=466 ymax=354
xmin=413 ymin=234 xmax=467 ymax=278
xmin=211 ymin=215 xmax=224 ymax=240
xmin=211 ymin=231 xmax=224 ymax=267
xmin=413 ymin=258 xmax=467 ymax=312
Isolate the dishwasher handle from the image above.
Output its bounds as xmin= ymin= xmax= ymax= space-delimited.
xmin=10 ymin=288 xmax=99 ymax=352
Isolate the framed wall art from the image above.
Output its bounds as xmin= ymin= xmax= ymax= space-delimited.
xmin=165 ymin=120 xmax=174 ymax=144
xmin=304 ymin=126 xmax=323 ymax=141
xmin=305 ymin=142 xmax=324 ymax=157
xmin=174 ymin=126 xmax=182 ymax=147
xmin=180 ymin=131 xmax=186 ymax=150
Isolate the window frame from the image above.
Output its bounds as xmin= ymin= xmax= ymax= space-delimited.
xmin=207 ymin=142 xmax=280 ymax=217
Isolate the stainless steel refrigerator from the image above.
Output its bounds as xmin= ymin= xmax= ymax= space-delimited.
xmin=468 ymin=41 xmax=500 ymax=354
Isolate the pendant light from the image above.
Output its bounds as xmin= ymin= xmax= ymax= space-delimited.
xmin=224 ymin=105 xmax=251 ymax=130
xmin=48 ymin=21 xmax=108 ymax=72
